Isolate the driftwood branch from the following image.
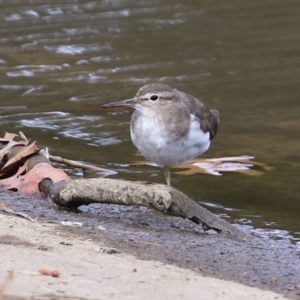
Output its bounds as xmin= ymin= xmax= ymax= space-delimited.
xmin=40 ymin=178 xmax=250 ymax=241
xmin=0 ymin=132 xmax=251 ymax=241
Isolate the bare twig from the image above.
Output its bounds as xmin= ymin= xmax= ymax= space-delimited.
xmin=48 ymin=155 xmax=114 ymax=174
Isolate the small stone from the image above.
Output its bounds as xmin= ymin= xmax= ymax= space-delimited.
xmin=97 ymin=247 xmax=121 ymax=254
xmin=39 ymin=268 xmax=52 ymax=276
xmin=39 ymin=268 xmax=60 ymax=277
xmin=50 ymin=270 xmax=60 ymax=277
xmin=38 ymin=245 xmax=51 ymax=251
xmin=271 ymin=277 xmax=278 ymax=284
xmin=60 ymin=241 xmax=72 ymax=246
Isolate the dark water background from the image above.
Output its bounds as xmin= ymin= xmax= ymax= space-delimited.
xmin=0 ymin=0 xmax=299 ymax=247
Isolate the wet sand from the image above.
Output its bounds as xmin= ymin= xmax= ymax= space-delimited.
xmin=0 ymin=189 xmax=299 ymax=299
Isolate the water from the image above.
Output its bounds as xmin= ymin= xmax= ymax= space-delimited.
xmin=0 ymin=0 xmax=299 ymax=246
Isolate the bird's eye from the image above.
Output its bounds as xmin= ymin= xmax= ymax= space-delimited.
xmin=150 ymin=95 xmax=158 ymax=101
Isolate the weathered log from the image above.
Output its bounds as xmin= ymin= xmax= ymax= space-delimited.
xmin=40 ymin=178 xmax=251 ymax=241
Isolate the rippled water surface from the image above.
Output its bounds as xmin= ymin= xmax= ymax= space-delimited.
xmin=0 ymin=0 xmax=299 ymax=246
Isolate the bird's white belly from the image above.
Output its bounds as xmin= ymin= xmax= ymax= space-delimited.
xmin=130 ymin=116 xmax=210 ymax=167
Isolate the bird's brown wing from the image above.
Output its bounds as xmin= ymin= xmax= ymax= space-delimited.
xmin=178 ymin=91 xmax=220 ymax=140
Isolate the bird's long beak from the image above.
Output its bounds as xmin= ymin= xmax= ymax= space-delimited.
xmin=102 ymin=98 xmax=136 ymax=108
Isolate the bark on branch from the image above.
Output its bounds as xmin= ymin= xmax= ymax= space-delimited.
xmin=40 ymin=178 xmax=251 ymax=241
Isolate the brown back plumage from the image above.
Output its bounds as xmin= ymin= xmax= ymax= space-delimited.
xmin=176 ymin=91 xmax=220 ymax=140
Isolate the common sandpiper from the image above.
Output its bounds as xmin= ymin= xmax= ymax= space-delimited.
xmin=103 ymin=83 xmax=220 ymax=186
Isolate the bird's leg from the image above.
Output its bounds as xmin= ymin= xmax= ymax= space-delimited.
xmin=163 ymin=166 xmax=171 ymax=186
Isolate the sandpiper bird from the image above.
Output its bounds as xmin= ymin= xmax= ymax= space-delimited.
xmin=102 ymin=83 xmax=220 ymax=186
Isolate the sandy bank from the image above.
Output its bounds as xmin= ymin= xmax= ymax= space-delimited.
xmin=0 ymin=214 xmax=288 ymax=300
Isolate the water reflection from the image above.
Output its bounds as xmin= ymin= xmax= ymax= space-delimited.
xmin=0 ymin=0 xmax=299 ymax=245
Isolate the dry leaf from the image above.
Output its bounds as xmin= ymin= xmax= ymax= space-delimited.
xmin=3 ymin=163 xmax=71 ymax=195
xmin=0 ymin=132 xmax=72 ymax=197
xmin=0 ymin=141 xmax=40 ymax=175
xmin=175 ymin=156 xmax=272 ymax=176
xmin=3 ymin=132 xmax=19 ymax=141
xmin=0 ymin=132 xmax=29 ymax=161
xmin=1 ymin=131 xmax=29 ymax=143
xmin=18 ymin=131 xmax=29 ymax=142
xmin=0 ymin=161 xmax=28 ymax=187
xmin=0 ymin=140 xmax=21 ymax=161
xmin=131 ymin=155 xmax=272 ymax=177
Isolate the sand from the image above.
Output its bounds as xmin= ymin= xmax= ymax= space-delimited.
xmin=0 ymin=214 xmax=288 ymax=300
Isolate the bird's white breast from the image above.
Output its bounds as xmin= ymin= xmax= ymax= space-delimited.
xmin=130 ymin=114 xmax=210 ymax=167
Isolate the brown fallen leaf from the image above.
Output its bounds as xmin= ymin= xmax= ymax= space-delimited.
xmin=18 ymin=131 xmax=29 ymax=142
xmin=0 ymin=161 xmax=28 ymax=187
xmin=0 ymin=141 xmax=40 ymax=175
xmin=1 ymin=131 xmax=29 ymax=143
xmin=0 ymin=132 xmax=30 ymax=162
xmin=3 ymin=132 xmax=20 ymax=141
xmin=3 ymin=163 xmax=71 ymax=195
xmin=131 ymin=155 xmax=272 ymax=177
xmin=0 ymin=140 xmax=22 ymax=162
